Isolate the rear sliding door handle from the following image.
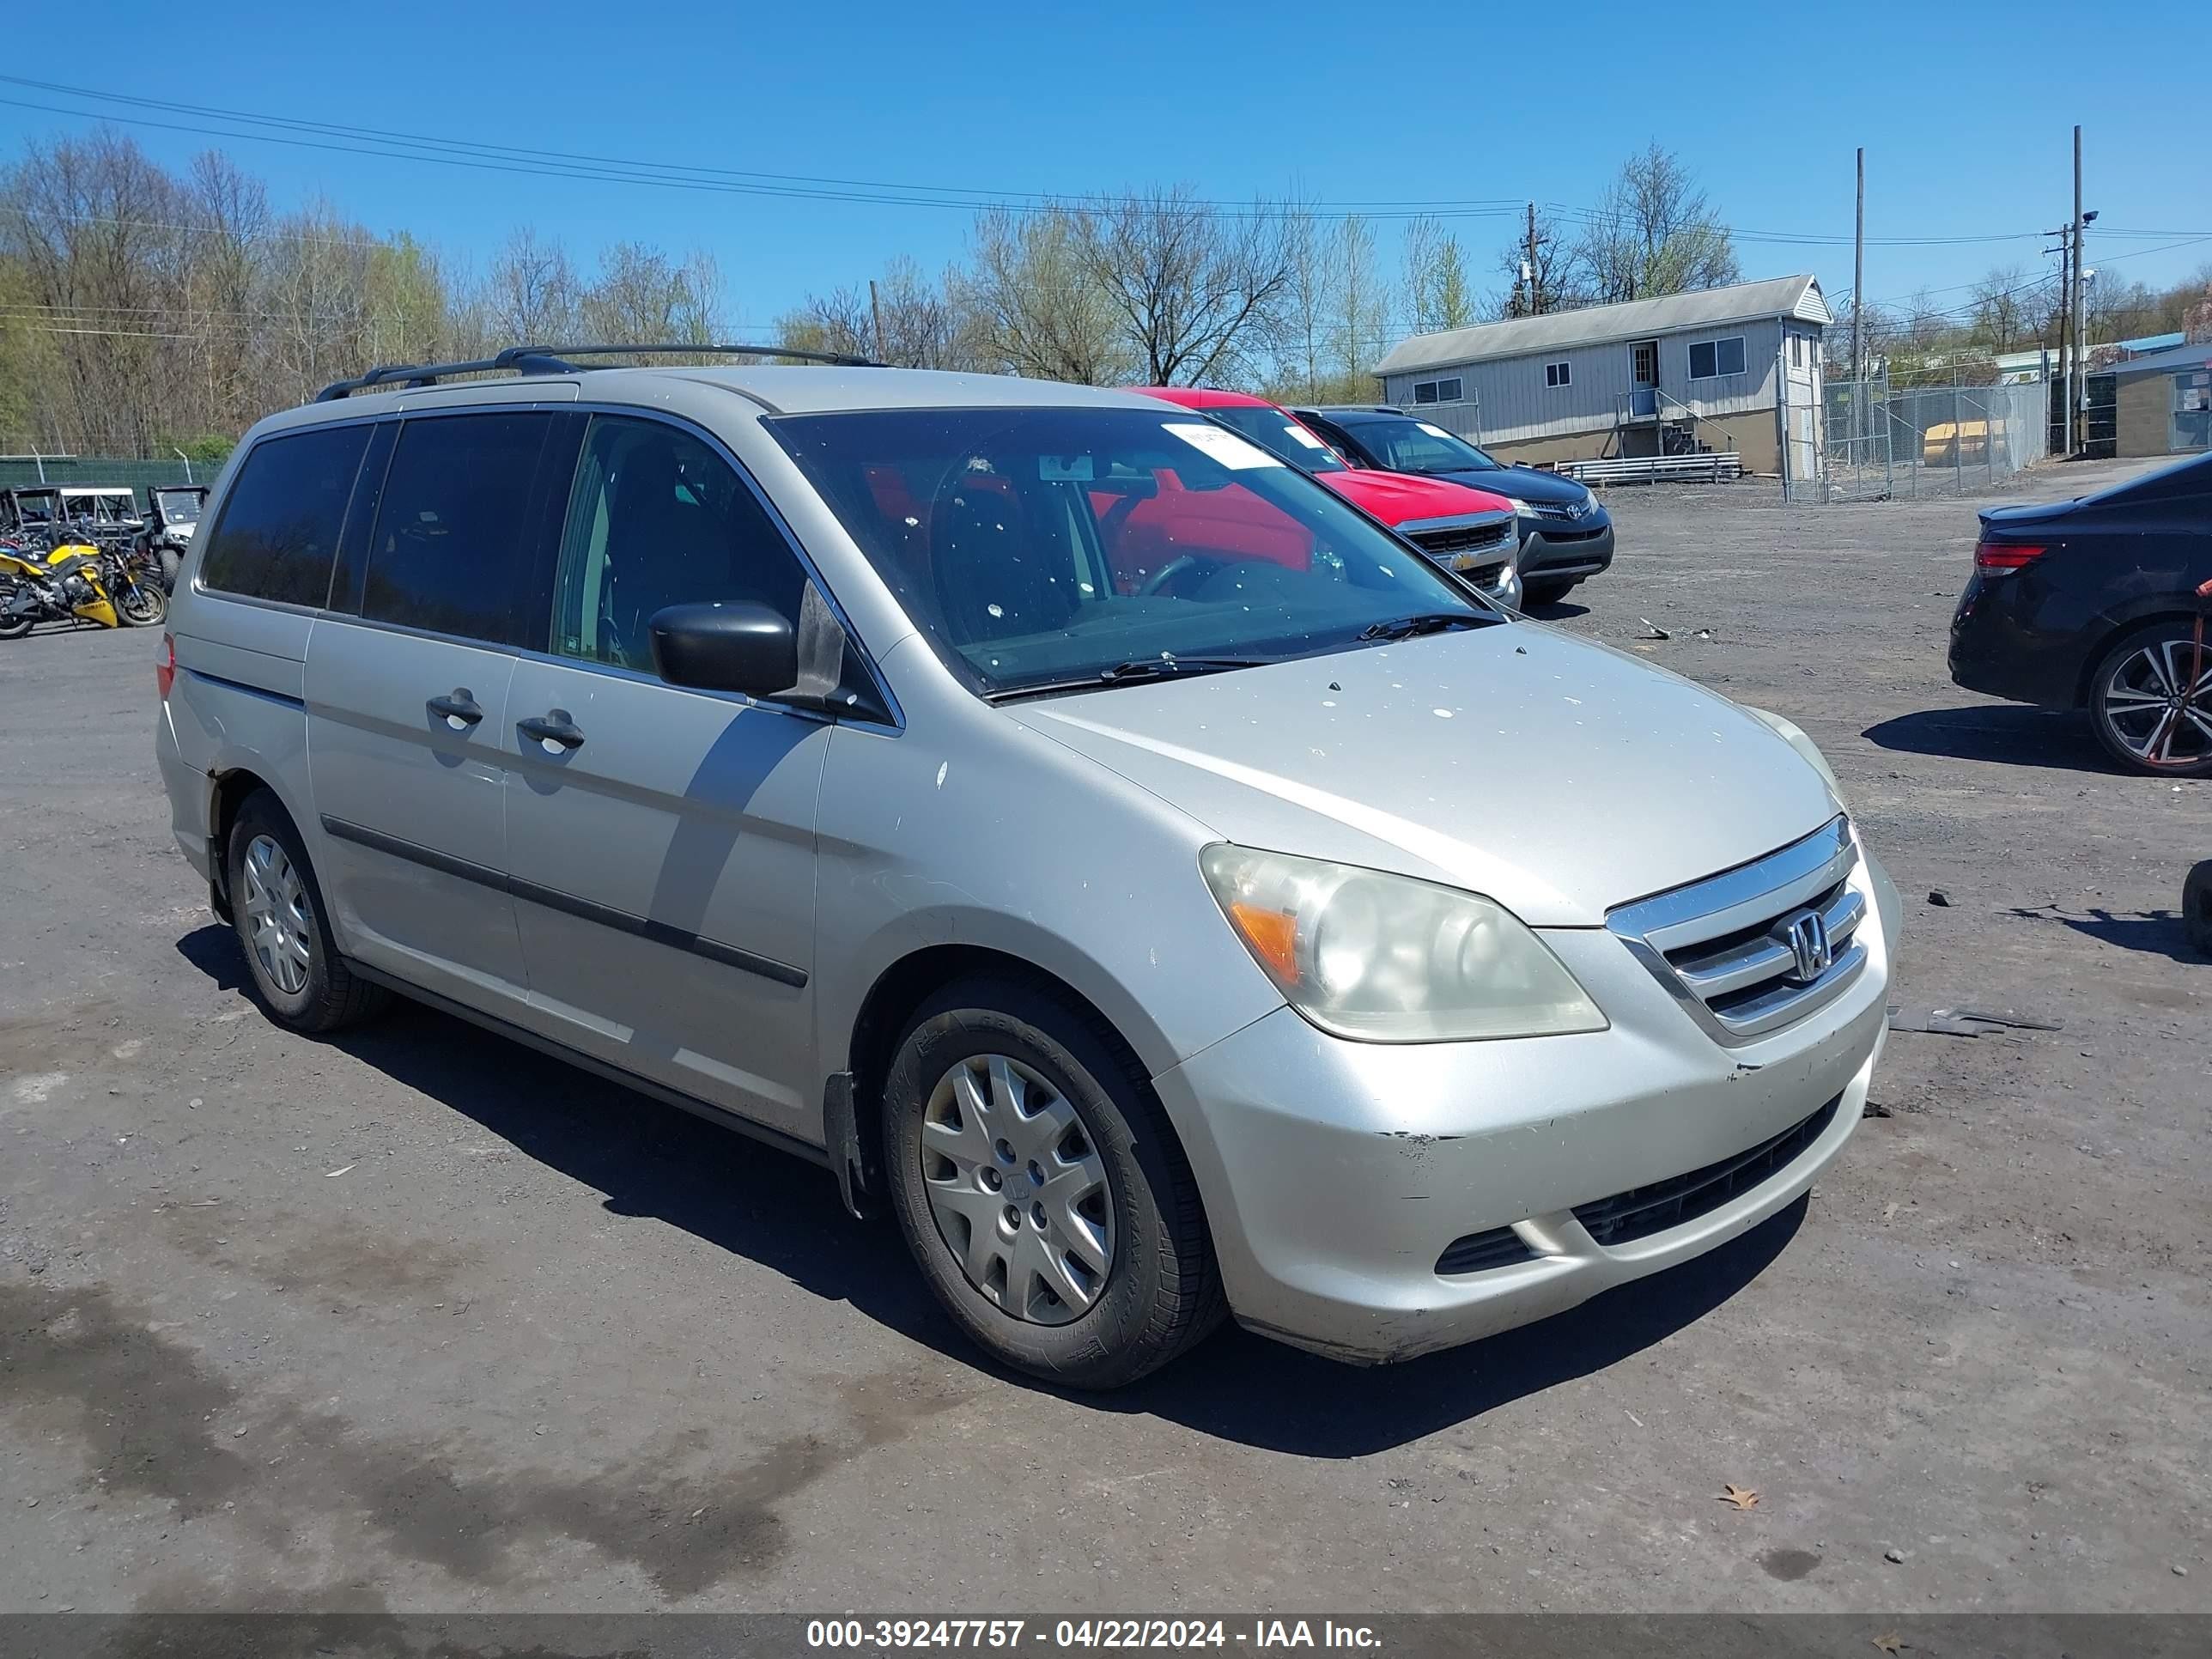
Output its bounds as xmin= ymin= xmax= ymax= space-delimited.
xmin=518 ymin=710 xmax=586 ymax=750
xmin=427 ymin=689 xmax=483 ymax=726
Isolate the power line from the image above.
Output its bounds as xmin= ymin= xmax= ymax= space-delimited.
xmin=0 ymin=80 xmax=2106 ymax=251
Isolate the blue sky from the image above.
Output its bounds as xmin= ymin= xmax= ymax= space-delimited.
xmin=7 ymin=0 xmax=2209 ymax=337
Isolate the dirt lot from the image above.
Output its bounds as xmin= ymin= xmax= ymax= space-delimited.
xmin=2 ymin=457 xmax=2206 ymax=1618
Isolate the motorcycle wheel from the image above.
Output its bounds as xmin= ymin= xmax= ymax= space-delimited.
xmin=115 ymin=576 xmax=167 ymax=627
xmin=0 ymin=580 xmax=33 ymax=640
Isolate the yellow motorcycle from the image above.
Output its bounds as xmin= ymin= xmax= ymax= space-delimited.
xmin=0 ymin=533 xmax=166 ymax=637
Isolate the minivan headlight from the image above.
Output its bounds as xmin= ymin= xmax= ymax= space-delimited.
xmin=1199 ymin=845 xmax=1607 ymax=1043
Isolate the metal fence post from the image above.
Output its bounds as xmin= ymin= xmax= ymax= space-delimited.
xmin=1952 ymin=388 xmax=1963 ymax=495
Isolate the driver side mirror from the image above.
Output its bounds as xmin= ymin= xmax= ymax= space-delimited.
xmin=649 ymin=602 xmax=798 ymax=699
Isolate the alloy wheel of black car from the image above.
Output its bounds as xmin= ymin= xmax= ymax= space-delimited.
xmin=2088 ymin=622 xmax=2212 ymax=777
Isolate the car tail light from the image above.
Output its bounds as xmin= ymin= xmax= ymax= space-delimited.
xmin=156 ymin=631 xmax=175 ymax=701
xmin=1974 ymin=539 xmax=2045 ymax=574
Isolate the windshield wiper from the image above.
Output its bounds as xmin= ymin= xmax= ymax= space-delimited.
xmin=1357 ymin=611 xmax=1494 ymax=641
xmin=986 ymin=655 xmax=1270 ymax=704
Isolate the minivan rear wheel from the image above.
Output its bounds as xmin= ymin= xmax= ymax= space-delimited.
xmin=226 ymin=790 xmax=389 ymax=1033
xmin=882 ymin=977 xmax=1223 ymax=1388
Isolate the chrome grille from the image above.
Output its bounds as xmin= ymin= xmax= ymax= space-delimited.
xmin=1606 ymin=817 xmax=1866 ymax=1044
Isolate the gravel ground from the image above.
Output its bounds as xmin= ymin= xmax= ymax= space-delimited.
xmin=1 ymin=456 xmax=2205 ymax=1618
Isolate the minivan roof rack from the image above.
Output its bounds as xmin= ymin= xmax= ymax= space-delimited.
xmin=312 ymin=341 xmax=884 ymax=402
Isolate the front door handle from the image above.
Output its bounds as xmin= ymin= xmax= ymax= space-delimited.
xmin=427 ymin=688 xmax=484 ymax=726
xmin=518 ymin=710 xmax=586 ymax=750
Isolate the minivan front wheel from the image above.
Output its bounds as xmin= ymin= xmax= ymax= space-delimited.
xmin=225 ymin=791 xmax=388 ymax=1033
xmin=882 ymin=978 xmax=1223 ymax=1388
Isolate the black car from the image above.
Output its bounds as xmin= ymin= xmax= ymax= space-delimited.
xmin=1294 ymin=405 xmax=1613 ymax=605
xmin=1948 ymin=451 xmax=2212 ymax=775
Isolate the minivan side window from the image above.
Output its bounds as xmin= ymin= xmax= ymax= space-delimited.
xmin=361 ymin=412 xmax=552 ymax=644
xmin=549 ymin=416 xmax=809 ymax=672
xmin=197 ymin=424 xmax=373 ymax=608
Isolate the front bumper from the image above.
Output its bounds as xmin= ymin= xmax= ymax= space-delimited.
xmin=1155 ymin=842 xmax=1899 ymax=1364
xmin=1518 ymin=514 xmax=1615 ymax=582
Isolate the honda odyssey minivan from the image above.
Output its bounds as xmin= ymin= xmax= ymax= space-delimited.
xmin=156 ymin=348 xmax=1899 ymax=1387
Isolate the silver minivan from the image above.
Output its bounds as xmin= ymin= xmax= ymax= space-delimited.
xmin=156 ymin=351 xmax=1900 ymax=1387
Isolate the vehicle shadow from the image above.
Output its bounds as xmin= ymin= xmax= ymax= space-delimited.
xmin=174 ymin=922 xmax=253 ymax=993
xmin=1519 ymin=599 xmax=1591 ymax=622
xmin=1862 ymin=706 xmax=2120 ymax=773
xmin=2006 ymin=905 xmax=2201 ymax=963
xmin=177 ymin=927 xmax=1807 ymax=1454
xmin=1101 ymin=1200 xmax=1802 ymax=1455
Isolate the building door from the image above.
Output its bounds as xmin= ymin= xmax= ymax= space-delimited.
xmin=1630 ymin=340 xmax=1661 ymax=416
xmin=2172 ymin=369 xmax=2212 ymax=453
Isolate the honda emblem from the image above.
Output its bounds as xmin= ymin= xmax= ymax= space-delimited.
xmin=1781 ymin=909 xmax=1832 ymax=982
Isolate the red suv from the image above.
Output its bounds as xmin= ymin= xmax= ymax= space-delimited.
xmin=1136 ymin=386 xmax=1522 ymax=605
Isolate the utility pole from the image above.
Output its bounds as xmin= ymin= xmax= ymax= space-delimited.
xmin=1525 ymin=203 xmax=1542 ymax=316
xmin=2044 ymin=214 xmax=2075 ymax=453
xmin=2069 ymin=125 xmax=2084 ymax=453
xmin=868 ymin=278 xmax=887 ymax=363
xmin=1851 ymin=148 xmax=1864 ymax=390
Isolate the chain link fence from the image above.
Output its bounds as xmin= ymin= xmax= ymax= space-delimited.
xmin=0 ymin=453 xmax=215 ymax=493
xmin=1793 ymin=379 xmax=2050 ymax=502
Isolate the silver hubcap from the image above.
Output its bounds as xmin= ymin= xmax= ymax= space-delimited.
xmin=2102 ymin=639 xmax=2212 ymax=767
xmin=920 ymin=1054 xmax=1114 ymax=1326
xmin=241 ymin=834 xmax=313 ymax=997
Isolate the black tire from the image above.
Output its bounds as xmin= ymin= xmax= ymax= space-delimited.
xmin=0 ymin=577 xmax=33 ymax=639
xmin=2087 ymin=620 xmax=2212 ymax=778
xmin=882 ymin=976 xmax=1224 ymax=1388
xmin=224 ymin=790 xmax=389 ymax=1034
xmin=2185 ymin=861 xmax=2212 ymax=958
xmin=157 ymin=547 xmax=183 ymax=593
xmin=114 ymin=574 xmax=167 ymax=627
xmin=1522 ymin=575 xmax=1580 ymax=607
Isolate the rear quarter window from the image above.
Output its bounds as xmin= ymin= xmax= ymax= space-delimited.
xmin=196 ymin=424 xmax=374 ymax=607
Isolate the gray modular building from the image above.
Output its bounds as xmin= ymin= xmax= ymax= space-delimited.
xmin=1372 ymin=275 xmax=1832 ymax=478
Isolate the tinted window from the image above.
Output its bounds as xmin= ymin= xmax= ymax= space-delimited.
xmin=197 ymin=425 xmax=371 ymax=607
xmin=362 ymin=412 xmax=550 ymax=643
xmin=550 ymin=416 xmax=808 ymax=671
xmin=1202 ymin=405 xmax=1346 ymax=472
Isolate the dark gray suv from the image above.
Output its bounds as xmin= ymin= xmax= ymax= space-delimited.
xmin=1296 ymin=406 xmax=1614 ymax=606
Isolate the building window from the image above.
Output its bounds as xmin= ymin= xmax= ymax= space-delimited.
xmin=1412 ymin=376 xmax=1463 ymax=404
xmin=1544 ymin=361 xmax=1571 ymax=389
xmin=1688 ymin=336 xmax=1748 ymax=380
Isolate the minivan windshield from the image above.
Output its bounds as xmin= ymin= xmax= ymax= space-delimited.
xmin=1352 ymin=417 xmax=1506 ymax=475
xmin=771 ymin=406 xmax=1494 ymax=698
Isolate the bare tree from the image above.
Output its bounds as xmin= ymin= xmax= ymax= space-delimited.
xmin=1571 ymin=144 xmax=1739 ymax=306
xmin=578 ymin=242 xmax=721 ymax=351
xmin=776 ymin=284 xmax=874 ymax=358
xmin=486 ymin=225 xmax=579 ymax=343
xmin=1966 ymin=264 xmax=2048 ymax=352
xmin=962 ymin=207 xmax=1129 ymax=384
xmin=1331 ymin=216 xmax=1386 ymax=392
xmin=1073 ymin=186 xmax=1296 ymax=386
xmin=1400 ymin=216 xmax=1478 ymax=336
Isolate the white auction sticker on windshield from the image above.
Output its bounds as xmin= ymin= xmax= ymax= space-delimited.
xmin=1417 ymin=422 xmax=1455 ymax=439
xmin=1161 ymin=422 xmax=1281 ymax=470
xmin=1284 ymin=422 xmax=1329 ymax=449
